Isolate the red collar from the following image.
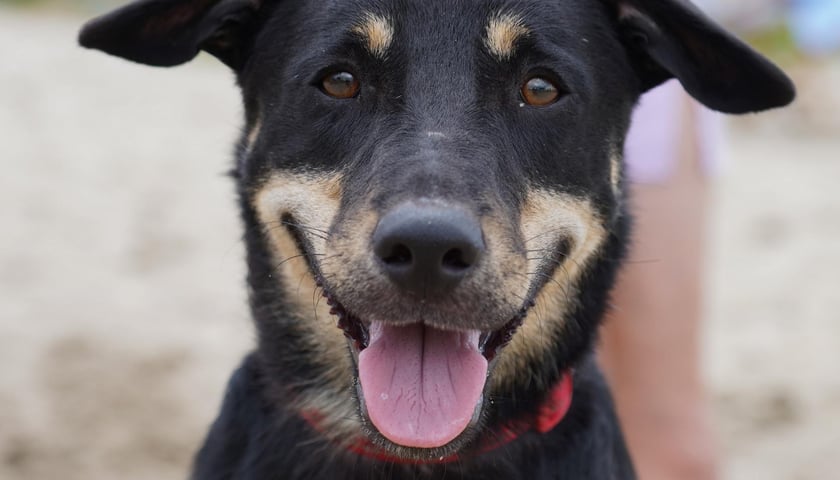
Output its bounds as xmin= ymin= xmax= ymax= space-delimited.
xmin=303 ymin=370 xmax=574 ymax=465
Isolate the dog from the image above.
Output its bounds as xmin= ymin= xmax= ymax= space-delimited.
xmin=79 ymin=0 xmax=794 ymax=478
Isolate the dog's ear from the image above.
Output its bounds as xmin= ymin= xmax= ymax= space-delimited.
xmin=608 ymin=0 xmax=795 ymax=113
xmin=79 ymin=0 xmax=261 ymax=69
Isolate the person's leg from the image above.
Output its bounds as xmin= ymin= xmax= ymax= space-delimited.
xmin=599 ymin=99 xmax=719 ymax=480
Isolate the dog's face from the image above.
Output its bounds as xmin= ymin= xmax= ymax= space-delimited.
xmin=241 ymin=1 xmax=634 ymax=455
xmin=81 ymin=0 xmax=794 ymax=461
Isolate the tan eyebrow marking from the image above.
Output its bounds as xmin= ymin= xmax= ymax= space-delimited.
xmin=485 ymin=12 xmax=529 ymax=60
xmin=352 ymin=12 xmax=394 ymax=59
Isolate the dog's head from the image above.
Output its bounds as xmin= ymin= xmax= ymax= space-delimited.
xmin=81 ymin=0 xmax=793 ymax=461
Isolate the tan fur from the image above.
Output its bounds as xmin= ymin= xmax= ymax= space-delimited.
xmin=251 ymin=171 xmax=360 ymax=440
xmin=252 ymin=173 xmax=607 ymax=432
xmin=320 ymin=208 xmax=380 ymax=300
xmin=479 ymin=209 xmax=532 ymax=315
xmin=320 ymin=199 xmax=528 ymax=333
xmin=353 ymin=13 xmax=394 ymax=59
xmin=491 ymin=188 xmax=607 ymax=388
xmin=485 ymin=13 xmax=529 ymax=60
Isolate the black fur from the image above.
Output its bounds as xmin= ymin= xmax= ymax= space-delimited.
xmin=192 ymin=353 xmax=634 ymax=479
xmin=79 ymin=1 xmax=794 ymax=478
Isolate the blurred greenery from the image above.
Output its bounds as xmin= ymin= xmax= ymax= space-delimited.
xmin=746 ymin=24 xmax=802 ymax=65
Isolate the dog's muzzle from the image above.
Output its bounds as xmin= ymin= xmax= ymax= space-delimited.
xmin=360 ymin=202 xmax=488 ymax=448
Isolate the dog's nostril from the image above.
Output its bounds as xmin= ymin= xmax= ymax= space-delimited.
xmin=441 ymin=248 xmax=471 ymax=271
xmin=382 ymin=244 xmax=413 ymax=266
xmin=371 ymin=202 xmax=485 ymax=296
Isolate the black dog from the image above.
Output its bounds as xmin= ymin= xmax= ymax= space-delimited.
xmin=80 ymin=0 xmax=793 ymax=478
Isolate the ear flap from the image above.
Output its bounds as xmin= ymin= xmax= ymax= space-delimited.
xmin=610 ymin=0 xmax=795 ymax=113
xmin=78 ymin=0 xmax=260 ymax=69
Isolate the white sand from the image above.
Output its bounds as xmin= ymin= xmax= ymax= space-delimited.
xmin=2 ymin=8 xmax=838 ymax=480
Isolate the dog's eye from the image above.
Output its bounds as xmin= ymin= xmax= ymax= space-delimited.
xmin=521 ymin=76 xmax=561 ymax=107
xmin=321 ymin=71 xmax=360 ymax=99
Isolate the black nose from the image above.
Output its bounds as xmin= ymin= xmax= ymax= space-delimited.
xmin=372 ymin=203 xmax=485 ymax=296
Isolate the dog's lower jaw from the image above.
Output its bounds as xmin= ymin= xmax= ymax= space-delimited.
xmin=229 ymin=206 xmax=631 ymax=472
xmin=324 ymin=292 xmax=539 ymax=459
xmin=194 ymin=353 xmax=634 ymax=478
xmin=302 ymin=354 xmax=576 ymax=465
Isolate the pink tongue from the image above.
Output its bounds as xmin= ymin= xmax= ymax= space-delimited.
xmin=358 ymin=322 xmax=488 ymax=449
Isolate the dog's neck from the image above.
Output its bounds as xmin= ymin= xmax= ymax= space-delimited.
xmin=303 ymin=370 xmax=574 ymax=465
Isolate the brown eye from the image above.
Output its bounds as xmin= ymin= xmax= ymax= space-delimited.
xmin=321 ymin=71 xmax=360 ymax=99
xmin=521 ymin=76 xmax=560 ymax=106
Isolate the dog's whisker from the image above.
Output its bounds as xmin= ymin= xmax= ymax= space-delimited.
xmin=314 ymin=253 xmax=344 ymax=269
xmin=528 ymin=249 xmax=585 ymax=271
xmin=524 ymin=248 xmax=553 ymax=254
xmin=295 ymin=269 xmax=312 ymax=298
xmin=272 ymin=252 xmax=324 ymax=271
xmin=526 ymin=251 xmax=583 ymax=289
xmin=522 ymin=227 xmax=567 ymax=245
xmin=281 ymin=220 xmax=331 ymax=236
xmin=526 ymin=270 xmax=572 ymax=304
xmin=271 ymin=218 xmax=332 ymax=237
xmin=312 ymin=285 xmax=324 ymax=318
xmin=264 ymin=223 xmax=330 ymax=242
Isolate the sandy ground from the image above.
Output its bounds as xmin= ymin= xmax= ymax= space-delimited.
xmin=2 ymin=8 xmax=839 ymax=480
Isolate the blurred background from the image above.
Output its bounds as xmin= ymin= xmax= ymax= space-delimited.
xmin=1 ymin=1 xmax=838 ymax=479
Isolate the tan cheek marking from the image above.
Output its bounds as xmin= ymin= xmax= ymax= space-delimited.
xmin=320 ymin=209 xmax=378 ymax=294
xmin=485 ymin=13 xmax=529 ymax=61
xmin=252 ymin=172 xmax=342 ymax=329
xmin=481 ymin=211 xmax=532 ymax=312
xmin=353 ymin=13 xmax=394 ymax=59
xmin=253 ymin=171 xmax=341 ymax=272
xmin=252 ymin=172 xmax=361 ymax=438
xmin=491 ymin=189 xmax=607 ymax=388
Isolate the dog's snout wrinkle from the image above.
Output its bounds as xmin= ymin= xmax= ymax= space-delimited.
xmin=372 ymin=202 xmax=484 ymax=297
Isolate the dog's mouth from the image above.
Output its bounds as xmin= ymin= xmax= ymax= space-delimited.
xmin=321 ymin=281 xmax=533 ymax=453
xmin=284 ymin=215 xmax=536 ymax=455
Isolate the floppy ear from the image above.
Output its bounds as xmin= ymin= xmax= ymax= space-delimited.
xmin=608 ymin=0 xmax=795 ymax=113
xmin=78 ymin=0 xmax=260 ymax=69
